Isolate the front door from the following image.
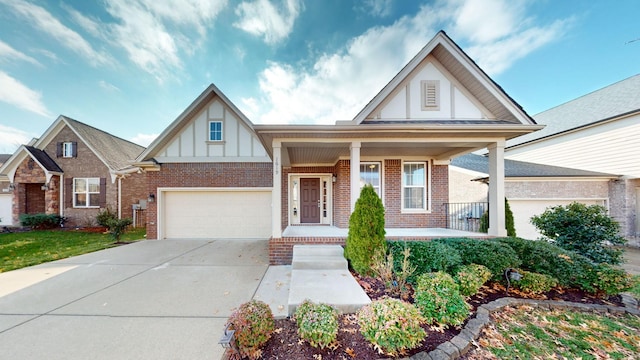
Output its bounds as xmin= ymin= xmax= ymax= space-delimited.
xmin=25 ymin=183 xmax=45 ymax=214
xmin=300 ymin=178 xmax=320 ymax=223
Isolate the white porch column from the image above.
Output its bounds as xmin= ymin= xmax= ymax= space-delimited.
xmin=350 ymin=141 xmax=361 ymax=213
xmin=272 ymin=141 xmax=282 ymax=238
xmin=488 ymin=141 xmax=507 ymax=236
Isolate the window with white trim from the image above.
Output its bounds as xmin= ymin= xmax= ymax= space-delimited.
xmin=62 ymin=142 xmax=74 ymax=157
xmin=421 ymin=80 xmax=440 ymax=111
xmin=402 ymin=162 xmax=427 ymax=210
xmin=208 ymin=121 xmax=223 ymax=141
xmin=360 ymin=162 xmax=381 ymax=196
xmin=73 ymin=178 xmax=100 ymax=208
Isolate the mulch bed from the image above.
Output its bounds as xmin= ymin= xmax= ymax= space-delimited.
xmin=253 ymin=273 xmax=623 ymax=360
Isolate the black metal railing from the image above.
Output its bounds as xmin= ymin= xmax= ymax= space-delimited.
xmin=443 ymin=202 xmax=488 ymax=232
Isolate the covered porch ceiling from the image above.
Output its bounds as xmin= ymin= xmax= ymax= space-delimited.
xmin=254 ymin=123 xmax=543 ymax=167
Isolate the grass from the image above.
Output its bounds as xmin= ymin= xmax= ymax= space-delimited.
xmin=471 ymin=305 xmax=640 ymax=359
xmin=0 ymin=227 xmax=146 ymax=273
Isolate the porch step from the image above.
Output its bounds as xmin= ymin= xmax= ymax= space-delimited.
xmin=288 ymin=245 xmax=370 ymax=315
xmin=291 ymin=245 xmax=348 ymax=270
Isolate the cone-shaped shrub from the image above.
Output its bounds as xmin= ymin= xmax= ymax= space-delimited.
xmin=479 ymin=198 xmax=516 ymax=237
xmin=345 ymin=184 xmax=386 ymax=275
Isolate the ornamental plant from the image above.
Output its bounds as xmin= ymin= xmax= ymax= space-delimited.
xmin=294 ymin=300 xmax=339 ymax=349
xmin=371 ymin=246 xmax=416 ymax=298
xmin=414 ymin=272 xmax=470 ymax=327
xmin=225 ymin=300 xmax=275 ymax=360
xmin=590 ymin=263 xmax=634 ymax=297
xmin=512 ymin=270 xmax=558 ymax=294
xmin=387 ymin=240 xmax=462 ymax=283
xmin=435 ymin=238 xmax=521 ymax=281
xmin=479 ymin=198 xmax=517 ymax=237
xmin=455 ymin=264 xmax=492 ymax=297
xmin=105 ymin=218 xmax=133 ymax=241
xmin=531 ymin=202 xmax=626 ymax=264
xmin=19 ymin=213 xmax=62 ymax=229
xmin=345 ymin=184 xmax=386 ymax=275
xmin=357 ymin=298 xmax=426 ymax=356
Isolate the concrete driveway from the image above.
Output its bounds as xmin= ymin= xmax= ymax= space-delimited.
xmin=0 ymin=239 xmax=269 ymax=360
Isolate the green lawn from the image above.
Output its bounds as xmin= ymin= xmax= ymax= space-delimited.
xmin=468 ymin=305 xmax=640 ymax=359
xmin=0 ymin=227 xmax=147 ymax=273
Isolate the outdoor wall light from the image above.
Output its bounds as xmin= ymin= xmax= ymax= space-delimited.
xmin=504 ymin=268 xmax=522 ymax=295
xmin=218 ymin=323 xmax=239 ymax=357
xmin=7 ymin=183 xmax=15 ymax=191
xmin=148 ymin=193 xmax=155 ymax=203
xmin=332 ymin=174 xmax=337 ymax=182
xmin=41 ymin=184 xmax=49 ymax=191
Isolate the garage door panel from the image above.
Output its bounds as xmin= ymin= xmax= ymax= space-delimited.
xmin=0 ymin=194 xmax=11 ymax=226
xmin=510 ymin=199 xmax=604 ymax=240
xmin=163 ymin=191 xmax=271 ymax=239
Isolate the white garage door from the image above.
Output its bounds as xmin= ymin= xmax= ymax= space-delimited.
xmin=161 ymin=190 xmax=272 ymax=239
xmin=0 ymin=194 xmax=12 ymax=226
xmin=509 ymin=199 xmax=605 ymax=240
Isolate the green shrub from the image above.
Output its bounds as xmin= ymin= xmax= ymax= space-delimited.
xmin=294 ymin=300 xmax=339 ymax=349
xmin=387 ymin=240 xmax=462 ymax=283
xmin=225 ymin=300 xmax=275 ymax=360
xmin=455 ymin=264 xmax=492 ymax=297
xmin=512 ymin=271 xmax=558 ymax=294
xmin=590 ymin=263 xmax=634 ymax=297
xmin=345 ymin=185 xmax=386 ymax=275
xmin=629 ymin=275 xmax=640 ymax=300
xmin=530 ymin=202 xmax=626 ymax=264
xmin=371 ymin=247 xmax=415 ymax=298
xmin=435 ymin=238 xmax=521 ymax=281
xmin=479 ymin=198 xmax=516 ymax=237
xmin=96 ymin=207 xmax=118 ymax=227
xmin=414 ymin=272 xmax=470 ymax=327
xmin=357 ymin=298 xmax=426 ymax=356
xmin=105 ymin=218 xmax=133 ymax=241
xmin=19 ymin=213 xmax=62 ymax=229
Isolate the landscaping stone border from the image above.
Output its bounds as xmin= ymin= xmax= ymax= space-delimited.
xmin=399 ymin=294 xmax=640 ymax=360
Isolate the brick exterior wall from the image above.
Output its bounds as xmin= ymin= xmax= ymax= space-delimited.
xmin=609 ymin=178 xmax=640 ymax=244
xmin=120 ymin=171 xmax=147 ymax=225
xmin=12 ymin=157 xmax=47 ymax=224
xmin=505 ymin=180 xmax=609 ymax=199
xmin=145 ymin=162 xmax=272 ymax=239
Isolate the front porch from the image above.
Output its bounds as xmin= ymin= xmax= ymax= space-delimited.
xmin=269 ymin=226 xmax=488 ymax=264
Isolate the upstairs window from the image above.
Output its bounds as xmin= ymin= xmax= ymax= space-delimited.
xmin=421 ymin=80 xmax=440 ymax=111
xmin=57 ymin=141 xmax=77 ymax=158
xmin=208 ymin=121 xmax=223 ymax=141
xmin=73 ymin=178 xmax=100 ymax=208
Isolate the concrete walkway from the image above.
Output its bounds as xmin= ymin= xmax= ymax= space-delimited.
xmin=623 ymin=246 xmax=640 ymax=275
xmin=0 ymin=239 xmax=269 ymax=360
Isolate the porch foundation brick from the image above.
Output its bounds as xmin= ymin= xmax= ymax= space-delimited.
xmin=268 ymin=237 xmax=345 ymax=265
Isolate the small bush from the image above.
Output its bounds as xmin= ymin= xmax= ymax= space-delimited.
xmin=387 ymin=240 xmax=462 ymax=283
xmin=629 ymin=275 xmax=640 ymax=300
xmin=371 ymin=247 xmax=415 ymax=298
xmin=105 ymin=218 xmax=132 ymax=241
xmin=590 ymin=263 xmax=634 ymax=297
xmin=531 ymin=202 xmax=626 ymax=264
xmin=512 ymin=271 xmax=558 ymax=294
xmin=345 ymin=185 xmax=386 ymax=275
xmin=226 ymin=300 xmax=275 ymax=359
xmin=357 ymin=298 xmax=426 ymax=356
xmin=414 ymin=272 xmax=470 ymax=327
xmin=435 ymin=238 xmax=521 ymax=281
xmin=455 ymin=264 xmax=492 ymax=297
xmin=96 ymin=207 xmax=118 ymax=227
xmin=479 ymin=198 xmax=517 ymax=237
xmin=294 ymin=300 xmax=339 ymax=349
xmin=496 ymin=237 xmax=600 ymax=292
xmin=19 ymin=213 xmax=62 ymax=229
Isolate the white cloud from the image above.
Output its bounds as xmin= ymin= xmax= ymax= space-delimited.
xmin=245 ymin=0 xmax=569 ymax=124
xmin=0 ymin=124 xmax=35 ymax=153
xmin=234 ymin=0 xmax=302 ymax=45
xmin=0 ymin=71 xmax=51 ymax=118
xmin=0 ymin=0 xmax=111 ymax=67
xmin=362 ymin=0 xmax=393 ymax=17
xmin=98 ymin=80 xmax=121 ymax=92
xmin=0 ymin=40 xmax=41 ymax=66
xmin=130 ymin=133 xmax=158 ymax=146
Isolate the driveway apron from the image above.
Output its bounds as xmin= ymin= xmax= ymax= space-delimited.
xmin=0 ymin=239 xmax=269 ymax=360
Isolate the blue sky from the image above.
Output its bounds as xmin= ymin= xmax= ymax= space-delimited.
xmin=0 ymin=0 xmax=638 ymax=154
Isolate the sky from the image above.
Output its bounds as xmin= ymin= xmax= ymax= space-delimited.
xmin=0 ymin=0 xmax=639 ymax=154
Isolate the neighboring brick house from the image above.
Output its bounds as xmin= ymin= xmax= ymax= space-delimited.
xmin=0 ymin=116 xmax=146 ymax=227
xmin=504 ymin=74 xmax=640 ymax=245
xmin=449 ymin=153 xmax=618 ymax=240
xmin=136 ymin=31 xmax=543 ymax=264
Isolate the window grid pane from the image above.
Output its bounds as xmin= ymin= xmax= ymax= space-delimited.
xmin=209 ymin=121 xmax=222 ymax=141
xmin=360 ymin=163 xmax=381 ymax=195
xmin=402 ymin=162 xmax=426 ymax=210
xmin=73 ymin=178 xmax=100 ymax=208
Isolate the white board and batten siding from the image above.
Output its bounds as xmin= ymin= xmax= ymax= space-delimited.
xmin=373 ymin=55 xmax=492 ymax=121
xmin=155 ymin=98 xmax=270 ymax=163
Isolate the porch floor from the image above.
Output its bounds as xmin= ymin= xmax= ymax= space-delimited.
xmin=282 ymin=226 xmax=484 ymax=238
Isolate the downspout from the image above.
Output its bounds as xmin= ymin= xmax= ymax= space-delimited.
xmin=59 ymin=174 xmax=64 ymax=220
xmin=118 ymin=176 xmax=122 ymax=219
